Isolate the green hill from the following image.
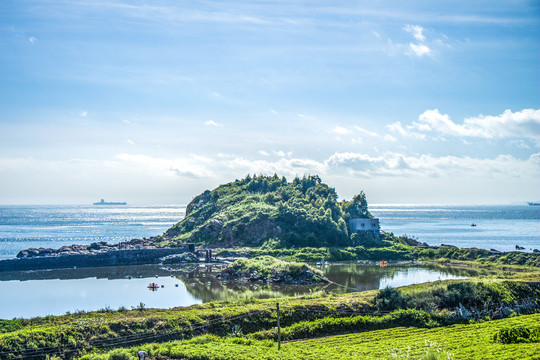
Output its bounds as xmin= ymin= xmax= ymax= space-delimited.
xmin=163 ymin=175 xmax=374 ymax=248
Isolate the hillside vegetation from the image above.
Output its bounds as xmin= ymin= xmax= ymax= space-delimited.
xmin=163 ymin=175 xmax=374 ymax=248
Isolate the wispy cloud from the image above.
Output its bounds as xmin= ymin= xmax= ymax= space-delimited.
xmin=116 ymin=153 xmax=213 ymax=178
xmin=80 ymin=111 xmax=88 ymax=117
xmin=404 ymin=24 xmax=426 ymax=42
xmin=325 ymin=151 xmax=540 ymax=179
xmin=204 ymin=120 xmax=223 ymax=127
xmin=403 ymin=24 xmax=432 ymax=57
xmin=28 ymin=36 xmax=37 ymax=43
xmin=409 ymin=43 xmax=432 ymax=57
xmin=332 ymin=126 xmax=350 ymax=135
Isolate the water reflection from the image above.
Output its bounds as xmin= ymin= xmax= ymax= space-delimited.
xmin=0 ymin=262 xmax=478 ymax=319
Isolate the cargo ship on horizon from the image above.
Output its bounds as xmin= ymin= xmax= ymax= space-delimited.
xmin=93 ymin=199 xmax=127 ymax=206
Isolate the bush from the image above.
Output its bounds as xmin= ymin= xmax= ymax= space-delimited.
xmin=493 ymin=326 xmax=540 ymax=344
xmin=373 ymin=287 xmax=409 ymax=312
xmin=108 ymin=348 xmax=135 ymax=360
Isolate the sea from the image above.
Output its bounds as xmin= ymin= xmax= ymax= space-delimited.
xmin=0 ymin=204 xmax=538 ymax=318
xmin=0 ymin=204 xmax=538 ymax=259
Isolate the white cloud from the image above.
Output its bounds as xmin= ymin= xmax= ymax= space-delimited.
xmin=332 ymin=126 xmax=350 ymax=135
xmin=80 ymin=111 xmax=88 ymax=117
xmin=403 ymin=24 xmax=434 ymax=57
xmin=409 ymin=43 xmax=432 ymax=57
xmin=126 ymin=139 xmax=135 ymax=145
xmin=353 ymin=125 xmax=378 ymax=137
xmin=204 ymin=120 xmax=223 ymax=127
xmin=386 ymin=121 xmax=425 ymax=139
xmin=259 ymin=150 xmax=270 ymax=156
xmin=210 ymin=91 xmax=225 ymax=99
xmin=297 ymin=113 xmax=315 ymax=120
xmin=325 ymin=151 xmax=540 ymax=179
xmin=387 ymin=108 xmax=540 ymax=142
xmin=404 ymin=25 xmax=426 ymax=41
xmin=225 ymin=156 xmax=326 ymax=178
xmin=28 ymin=36 xmax=37 ymax=43
xmin=116 ymin=153 xmax=213 ymax=178
xmin=414 ymin=108 xmax=540 ymax=140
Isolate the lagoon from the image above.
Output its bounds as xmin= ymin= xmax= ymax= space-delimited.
xmin=0 ymin=263 xmax=473 ymax=319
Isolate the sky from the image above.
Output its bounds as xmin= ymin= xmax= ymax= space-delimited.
xmin=1 ymin=0 xmax=539 ymax=205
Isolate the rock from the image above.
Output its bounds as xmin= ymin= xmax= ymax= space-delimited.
xmin=441 ymin=244 xmax=458 ymax=249
xmin=162 ymin=253 xmax=199 ymax=264
xmin=533 ymin=249 xmax=540 ymax=253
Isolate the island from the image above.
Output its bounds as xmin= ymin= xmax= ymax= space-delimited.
xmin=0 ymin=175 xmax=539 ymax=360
xmin=2 ymin=174 xmax=539 ymax=271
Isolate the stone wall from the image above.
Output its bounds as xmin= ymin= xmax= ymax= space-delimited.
xmin=0 ymin=248 xmax=187 ymax=272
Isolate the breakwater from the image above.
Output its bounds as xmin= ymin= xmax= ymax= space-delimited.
xmin=0 ymin=248 xmax=186 ymax=272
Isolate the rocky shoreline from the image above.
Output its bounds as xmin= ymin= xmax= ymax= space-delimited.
xmin=15 ymin=237 xmax=163 ymax=259
xmin=0 ymin=238 xmax=189 ymax=272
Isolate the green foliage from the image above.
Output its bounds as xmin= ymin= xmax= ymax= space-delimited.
xmin=373 ymin=280 xmax=540 ymax=312
xmin=373 ymin=287 xmax=408 ymax=312
xmin=163 ymin=175 xmax=373 ymax=248
xmin=250 ymin=309 xmax=452 ymax=342
xmin=493 ymin=326 xmax=540 ymax=344
xmin=228 ymin=256 xmax=322 ymax=278
xmin=0 ymin=319 xmax=23 ymax=333
xmin=108 ymin=348 xmax=135 ymax=360
xmin=84 ymin=314 xmax=540 ymax=360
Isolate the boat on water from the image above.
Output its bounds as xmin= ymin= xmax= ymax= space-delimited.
xmin=147 ymin=283 xmax=159 ymax=291
xmin=528 ymin=202 xmax=540 ymax=206
xmin=93 ymin=199 xmax=127 ymax=206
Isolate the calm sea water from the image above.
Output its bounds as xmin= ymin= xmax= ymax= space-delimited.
xmin=370 ymin=204 xmax=540 ymax=252
xmin=0 ymin=205 xmax=185 ymax=260
xmin=0 ymin=204 xmax=538 ymax=259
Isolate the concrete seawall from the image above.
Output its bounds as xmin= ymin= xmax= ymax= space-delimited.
xmin=0 ymin=248 xmax=187 ymax=272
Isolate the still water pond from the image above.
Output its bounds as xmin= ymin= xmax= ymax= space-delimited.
xmin=0 ymin=263 xmax=475 ymax=319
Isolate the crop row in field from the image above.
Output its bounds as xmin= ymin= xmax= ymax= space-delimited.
xmin=79 ymin=313 xmax=540 ymax=360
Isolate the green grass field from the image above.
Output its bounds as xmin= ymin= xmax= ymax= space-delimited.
xmin=79 ymin=313 xmax=540 ymax=360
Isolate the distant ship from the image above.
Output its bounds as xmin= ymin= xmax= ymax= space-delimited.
xmin=528 ymin=202 xmax=540 ymax=206
xmin=93 ymin=199 xmax=127 ymax=206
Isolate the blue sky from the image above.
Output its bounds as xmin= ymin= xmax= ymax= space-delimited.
xmin=1 ymin=0 xmax=539 ymax=205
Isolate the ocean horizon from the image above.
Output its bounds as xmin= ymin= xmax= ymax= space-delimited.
xmin=1 ymin=203 xmax=539 ymax=260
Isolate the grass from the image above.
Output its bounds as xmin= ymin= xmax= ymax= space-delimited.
xmin=227 ymin=255 xmax=322 ymax=278
xmin=2 ymin=262 xmax=538 ymax=359
xmin=77 ymin=313 xmax=540 ymax=360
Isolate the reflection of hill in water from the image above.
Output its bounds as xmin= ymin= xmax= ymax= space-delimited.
xmin=0 ymin=262 xmax=482 ymax=305
xmin=0 ymin=264 xmax=175 ymax=281
xmin=180 ymin=265 xmax=328 ymax=302
xmin=321 ymin=263 xmax=480 ymax=293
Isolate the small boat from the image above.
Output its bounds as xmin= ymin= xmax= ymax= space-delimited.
xmin=147 ymin=283 xmax=159 ymax=291
xmin=471 ymin=223 xmax=477 ymax=227
xmin=528 ymin=202 xmax=540 ymax=206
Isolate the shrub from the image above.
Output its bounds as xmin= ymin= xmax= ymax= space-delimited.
xmin=373 ymin=287 xmax=409 ymax=312
xmin=493 ymin=326 xmax=540 ymax=344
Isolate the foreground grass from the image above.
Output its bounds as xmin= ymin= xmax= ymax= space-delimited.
xmin=2 ymin=264 xmax=538 ymax=359
xmin=80 ymin=313 xmax=540 ymax=360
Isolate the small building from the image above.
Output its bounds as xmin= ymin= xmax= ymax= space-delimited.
xmin=349 ymin=218 xmax=380 ymax=234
